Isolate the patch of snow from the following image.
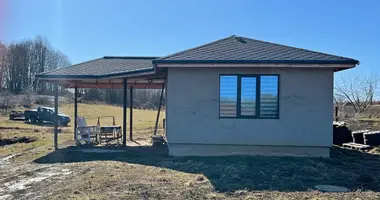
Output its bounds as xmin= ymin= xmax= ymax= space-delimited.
xmin=0 ymin=194 xmax=12 ymax=200
xmin=5 ymin=176 xmax=50 ymax=191
xmin=3 ymin=168 xmax=72 ymax=192
xmin=0 ymin=148 xmax=42 ymax=167
xmin=0 ymin=155 xmax=17 ymax=166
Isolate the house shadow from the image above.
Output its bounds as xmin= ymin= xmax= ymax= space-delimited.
xmin=33 ymin=146 xmax=380 ymax=192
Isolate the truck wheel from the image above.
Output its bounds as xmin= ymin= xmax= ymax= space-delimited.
xmin=9 ymin=115 xmax=14 ymax=120
xmin=30 ymin=116 xmax=38 ymax=123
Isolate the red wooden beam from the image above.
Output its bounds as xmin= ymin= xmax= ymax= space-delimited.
xmin=45 ymin=80 xmax=164 ymax=89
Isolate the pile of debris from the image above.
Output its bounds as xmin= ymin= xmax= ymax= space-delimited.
xmin=152 ymin=135 xmax=166 ymax=147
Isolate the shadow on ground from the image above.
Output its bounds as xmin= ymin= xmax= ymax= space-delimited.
xmin=34 ymin=146 xmax=380 ymax=192
xmin=0 ymin=136 xmax=37 ymax=146
xmin=24 ymin=121 xmax=70 ymax=128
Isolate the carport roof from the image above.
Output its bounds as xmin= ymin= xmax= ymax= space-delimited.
xmin=36 ymin=56 xmax=159 ymax=79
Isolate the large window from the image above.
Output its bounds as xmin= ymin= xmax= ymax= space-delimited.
xmin=219 ymin=75 xmax=279 ymax=118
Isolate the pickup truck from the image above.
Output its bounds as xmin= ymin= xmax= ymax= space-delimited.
xmin=24 ymin=107 xmax=71 ymax=126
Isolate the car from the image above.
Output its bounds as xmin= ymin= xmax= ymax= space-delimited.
xmin=24 ymin=106 xmax=71 ymax=126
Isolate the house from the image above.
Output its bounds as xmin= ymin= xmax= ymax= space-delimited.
xmin=36 ymin=35 xmax=359 ymax=157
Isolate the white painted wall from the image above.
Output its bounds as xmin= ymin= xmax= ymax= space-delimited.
xmin=166 ymin=67 xmax=334 ymax=156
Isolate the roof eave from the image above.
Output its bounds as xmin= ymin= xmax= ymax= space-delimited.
xmin=153 ymin=59 xmax=359 ymax=65
xmin=35 ymin=67 xmax=155 ymax=80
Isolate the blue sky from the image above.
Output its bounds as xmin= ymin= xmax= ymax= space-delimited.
xmin=2 ymin=0 xmax=380 ymax=80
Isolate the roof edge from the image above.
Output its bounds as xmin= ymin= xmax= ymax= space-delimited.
xmin=36 ymin=56 xmax=159 ymax=78
xmin=103 ymin=56 xmax=159 ymax=60
xmin=36 ymin=67 xmax=155 ymax=80
xmin=153 ymin=59 xmax=359 ymax=65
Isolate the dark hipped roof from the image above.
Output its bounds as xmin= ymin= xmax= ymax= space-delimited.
xmin=153 ymin=35 xmax=359 ymax=65
xmin=37 ymin=35 xmax=359 ymax=79
xmin=36 ymin=56 xmax=158 ymax=79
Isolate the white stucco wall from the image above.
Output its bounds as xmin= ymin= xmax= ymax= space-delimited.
xmin=166 ymin=67 xmax=334 ymax=157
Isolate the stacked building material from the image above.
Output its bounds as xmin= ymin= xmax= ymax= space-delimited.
xmin=364 ymin=131 xmax=380 ymax=146
xmin=333 ymin=121 xmax=352 ymax=145
xmin=352 ymin=130 xmax=369 ymax=144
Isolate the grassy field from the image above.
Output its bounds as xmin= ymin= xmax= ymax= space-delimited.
xmin=0 ymin=103 xmax=165 ymax=131
xmin=1 ymin=104 xmax=380 ymax=199
xmin=0 ymin=103 xmax=164 ymax=160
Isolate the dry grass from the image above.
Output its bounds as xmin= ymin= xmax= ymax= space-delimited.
xmin=60 ymin=103 xmax=165 ymax=131
xmin=14 ymin=146 xmax=378 ymax=200
xmin=1 ymin=104 xmax=380 ymax=199
xmin=369 ymin=147 xmax=380 ymax=155
xmin=0 ymin=103 xmax=164 ymax=161
xmin=0 ymin=103 xmax=165 ymax=132
xmin=0 ymin=129 xmax=72 ymax=162
xmin=2 ymin=145 xmax=380 ymax=199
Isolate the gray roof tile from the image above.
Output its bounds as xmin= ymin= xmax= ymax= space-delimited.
xmin=154 ymin=35 xmax=359 ymax=64
xmin=37 ymin=56 xmax=158 ymax=78
xmin=37 ymin=35 xmax=359 ymax=79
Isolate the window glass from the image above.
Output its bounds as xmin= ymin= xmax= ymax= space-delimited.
xmin=260 ymin=76 xmax=279 ymax=118
xmin=219 ymin=75 xmax=279 ymax=119
xmin=220 ymin=76 xmax=238 ymax=117
xmin=241 ymin=77 xmax=256 ymax=116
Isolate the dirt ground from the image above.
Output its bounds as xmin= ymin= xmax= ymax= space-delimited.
xmin=1 ymin=142 xmax=380 ymax=200
xmin=1 ymin=104 xmax=380 ymax=199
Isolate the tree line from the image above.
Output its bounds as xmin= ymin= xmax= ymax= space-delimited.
xmin=80 ymin=88 xmax=164 ymax=109
xmin=0 ymin=36 xmax=164 ymax=109
xmin=0 ymin=36 xmax=70 ymax=94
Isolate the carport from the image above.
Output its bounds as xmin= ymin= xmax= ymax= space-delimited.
xmin=35 ymin=56 xmax=167 ymax=150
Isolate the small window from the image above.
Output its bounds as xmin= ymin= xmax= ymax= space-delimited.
xmin=241 ymin=77 xmax=256 ymax=116
xmin=219 ymin=75 xmax=279 ymax=119
xmin=219 ymin=76 xmax=238 ymax=117
xmin=260 ymin=76 xmax=279 ymax=118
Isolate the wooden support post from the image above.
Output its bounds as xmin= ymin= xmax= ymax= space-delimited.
xmin=54 ymin=84 xmax=59 ymax=150
xmin=74 ymin=87 xmax=78 ymax=140
xmin=129 ymin=86 xmax=133 ymax=141
xmin=123 ymin=79 xmax=127 ymax=146
xmin=154 ymin=80 xmax=166 ymax=136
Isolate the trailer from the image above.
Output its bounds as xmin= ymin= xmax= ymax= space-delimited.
xmin=9 ymin=111 xmax=24 ymax=120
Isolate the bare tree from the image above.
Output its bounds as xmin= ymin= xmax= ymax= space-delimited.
xmin=2 ymin=36 xmax=71 ymax=95
xmin=335 ymin=74 xmax=379 ymax=115
xmin=6 ymin=41 xmax=32 ymax=93
xmin=32 ymin=37 xmax=49 ymax=94
xmin=0 ymin=42 xmax=7 ymax=90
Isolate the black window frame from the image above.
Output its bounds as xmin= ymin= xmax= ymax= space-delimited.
xmin=219 ymin=74 xmax=280 ymax=119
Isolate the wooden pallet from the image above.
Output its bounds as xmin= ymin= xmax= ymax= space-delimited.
xmin=342 ymin=142 xmax=372 ymax=151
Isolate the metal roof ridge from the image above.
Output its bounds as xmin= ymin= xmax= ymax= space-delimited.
xmin=103 ymin=56 xmax=160 ymax=60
